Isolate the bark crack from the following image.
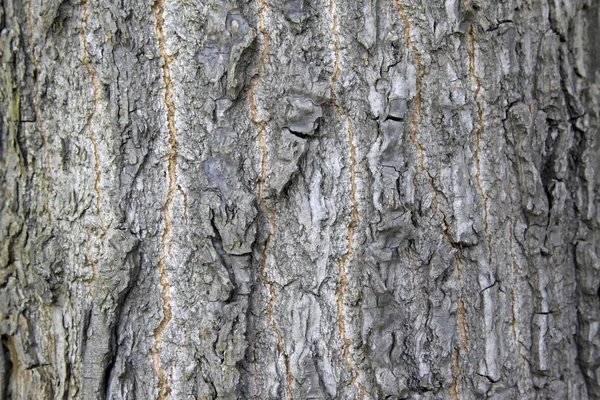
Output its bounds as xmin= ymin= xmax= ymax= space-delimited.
xmin=257 ymin=0 xmax=271 ymax=74
xmin=507 ymin=186 xmax=520 ymax=342
xmin=507 ymin=185 xmax=533 ymax=393
xmin=249 ymin=3 xmax=293 ymax=396
xmin=450 ymin=347 xmax=461 ymax=400
xmin=177 ymin=185 xmax=189 ymax=225
xmin=392 ymin=1 xmax=425 ymax=171
xmin=390 ymin=8 xmax=473 ymax=377
xmin=329 ymin=2 xmax=364 ymax=396
xmin=453 ymin=255 xmax=469 ymax=358
xmin=427 ymin=171 xmax=464 ymax=249
xmin=452 ymin=254 xmax=469 ymax=397
xmin=391 ymin=1 xmax=465 ymax=258
xmin=27 ymin=0 xmax=53 ymax=222
xmin=80 ymin=0 xmax=107 ymax=301
xmin=391 ymin=2 xmax=448 ymax=250
xmin=86 ymin=230 xmax=98 ymax=297
xmin=335 ymin=117 xmax=360 ymax=389
xmin=467 ymin=26 xmax=492 ymax=264
xmin=81 ymin=1 xmax=106 ymax=242
xmin=458 ymin=297 xmax=469 ymax=353
xmin=152 ymin=0 xmax=179 ymax=398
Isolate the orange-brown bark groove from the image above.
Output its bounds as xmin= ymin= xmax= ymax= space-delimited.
xmin=450 ymin=347 xmax=462 ymax=400
xmin=257 ymin=0 xmax=271 ymax=73
xmin=81 ymin=1 xmax=106 ymax=241
xmin=468 ymin=26 xmax=492 ymax=264
xmin=392 ymin=2 xmax=444 ymax=245
xmin=249 ymin=81 xmax=294 ymax=400
xmin=152 ymin=0 xmax=179 ymax=398
xmin=27 ymin=0 xmax=53 ymax=222
xmin=390 ymin=6 xmax=471 ymax=398
xmin=80 ymin=0 xmax=107 ymax=299
xmin=329 ymin=2 xmax=364 ymax=396
xmin=391 ymin=1 xmax=457 ymax=256
xmin=249 ymin=2 xmax=294 ymax=397
xmin=392 ymin=0 xmax=425 ymax=170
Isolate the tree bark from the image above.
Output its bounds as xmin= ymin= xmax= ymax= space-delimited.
xmin=1 ymin=0 xmax=599 ymax=398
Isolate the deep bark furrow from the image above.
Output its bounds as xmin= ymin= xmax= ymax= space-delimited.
xmin=151 ymin=1 xmax=178 ymax=397
xmin=329 ymin=2 xmax=364 ymax=395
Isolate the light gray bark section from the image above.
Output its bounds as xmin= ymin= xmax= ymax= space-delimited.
xmin=0 ymin=0 xmax=599 ymax=399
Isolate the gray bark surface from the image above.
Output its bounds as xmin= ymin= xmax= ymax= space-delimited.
xmin=1 ymin=0 xmax=599 ymax=399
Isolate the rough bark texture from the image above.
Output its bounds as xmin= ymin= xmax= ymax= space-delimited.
xmin=1 ymin=0 xmax=599 ymax=398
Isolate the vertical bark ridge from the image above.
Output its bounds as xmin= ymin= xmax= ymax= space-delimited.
xmin=391 ymin=0 xmax=461 ymax=263
xmin=391 ymin=1 xmax=459 ymax=282
xmin=26 ymin=0 xmax=53 ymax=223
xmin=329 ymin=0 xmax=340 ymax=107
xmin=329 ymin=1 xmax=364 ymax=396
xmin=81 ymin=0 xmax=106 ymax=240
xmin=248 ymin=3 xmax=293 ymax=393
xmin=456 ymin=288 xmax=470 ymax=395
xmin=452 ymin=251 xmax=469 ymax=396
xmin=176 ymin=185 xmax=189 ymax=225
xmin=507 ymin=184 xmax=533 ymax=393
xmin=152 ymin=0 xmax=179 ymax=397
xmin=467 ymin=25 xmax=492 ymax=264
xmin=458 ymin=297 xmax=469 ymax=353
xmin=392 ymin=0 xmax=425 ymax=171
xmin=251 ymin=350 xmax=260 ymax=400
xmin=249 ymin=82 xmax=293 ymax=400
xmin=428 ymin=172 xmax=461 ymax=250
xmin=86 ymin=230 xmax=97 ymax=297
xmin=455 ymin=240 xmax=470 ymax=359
xmin=387 ymin=7 xmax=476 ymax=395
xmin=257 ymin=0 xmax=271 ymax=73
xmin=81 ymin=0 xmax=106 ymax=299
xmin=450 ymin=347 xmax=461 ymax=400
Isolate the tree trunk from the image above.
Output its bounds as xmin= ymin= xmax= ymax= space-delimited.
xmin=1 ymin=0 xmax=599 ymax=398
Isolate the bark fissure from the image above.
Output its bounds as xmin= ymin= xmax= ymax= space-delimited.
xmin=249 ymin=4 xmax=293 ymax=395
xmin=152 ymin=0 xmax=179 ymax=397
xmin=81 ymin=0 xmax=106 ymax=242
xmin=451 ymin=253 xmax=468 ymax=398
xmin=507 ymin=197 xmax=534 ymax=393
xmin=257 ymin=0 xmax=271 ymax=74
xmin=392 ymin=0 xmax=425 ymax=171
xmin=26 ymin=0 xmax=53 ymax=223
xmin=450 ymin=347 xmax=461 ymax=400
xmin=389 ymin=3 xmax=460 ymax=257
xmin=177 ymin=185 xmax=189 ymax=225
xmin=86 ymin=230 xmax=97 ymax=297
xmin=467 ymin=25 xmax=492 ymax=264
xmin=329 ymin=1 xmax=363 ymax=395
xmin=209 ymin=214 xmax=238 ymax=303
xmin=458 ymin=297 xmax=469 ymax=353
xmin=391 ymin=0 xmax=459 ymax=263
